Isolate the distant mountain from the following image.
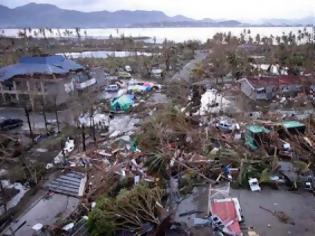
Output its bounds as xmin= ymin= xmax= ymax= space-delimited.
xmin=0 ymin=3 xmax=312 ymax=28
xmin=260 ymin=17 xmax=315 ymax=26
xmin=0 ymin=3 xmax=241 ymax=28
xmin=133 ymin=20 xmax=242 ymax=27
xmin=0 ymin=3 xmax=193 ymax=28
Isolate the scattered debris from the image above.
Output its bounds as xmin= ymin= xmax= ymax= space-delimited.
xmin=259 ymin=206 xmax=295 ymax=225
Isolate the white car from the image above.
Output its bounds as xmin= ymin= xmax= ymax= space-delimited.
xmin=248 ymin=178 xmax=261 ymax=192
xmin=125 ymin=65 xmax=132 ymax=72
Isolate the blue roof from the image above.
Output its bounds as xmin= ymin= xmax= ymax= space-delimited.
xmin=0 ymin=55 xmax=83 ymax=81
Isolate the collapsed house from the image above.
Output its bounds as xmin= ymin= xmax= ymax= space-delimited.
xmin=0 ymin=55 xmax=96 ymax=108
xmin=251 ymin=63 xmax=288 ymax=75
xmin=3 ymin=171 xmax=87 ymax=236
xmin=240 ymin=75 xmax=302 ymax=101
xmin=208 ymin=184 xmax=243 ymax=236
xmin=245 ymin=124 xmax=270 ymax=150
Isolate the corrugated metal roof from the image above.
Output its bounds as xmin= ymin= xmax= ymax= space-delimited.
xmin=282 ymin=121 xmax=305 ymax=129
xmin=247 ymin=124 xmax=270 ymax=134
xmin=48 ymin=171 xmax=86 ymax=197
xmin=0 ymin=55 xmax=83 ymax=81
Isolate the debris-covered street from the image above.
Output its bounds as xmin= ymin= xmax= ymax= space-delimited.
xmin=0 ymin=17 xmax=314 ymax=236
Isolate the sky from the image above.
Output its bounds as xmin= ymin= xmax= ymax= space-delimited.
xmin=1 ymin=0 xmax=314 ymax=20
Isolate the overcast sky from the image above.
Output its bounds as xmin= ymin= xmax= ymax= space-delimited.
xmin=2 ymin=0 xmax=314 ymax=20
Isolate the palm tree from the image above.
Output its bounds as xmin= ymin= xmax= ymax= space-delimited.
xmin=255 ymin=33 xmax=261 ymax=45
xmin=75 ymin=27 xmax=81 ymax=41
xmin=276 ymin=36 xmax=281 ymax=45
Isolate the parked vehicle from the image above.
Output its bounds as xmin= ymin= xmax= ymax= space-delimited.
xmin=117 ymin=71 xmax=132 ymax=79
xmin=125 ymin=65 xmax=132 ymax=73
xmin=248 ymin=178 xmax=261 ymax=191
xmin=105 ymin=84 xmax=119 ymax=92
xmin=216 ymin=120 xmax=235 ymax=133
xmin=0 ymin=119 xmax=23 ymax=131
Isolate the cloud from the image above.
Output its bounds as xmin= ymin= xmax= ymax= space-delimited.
xmin=2 ymin=0 xmax=314 ymax=20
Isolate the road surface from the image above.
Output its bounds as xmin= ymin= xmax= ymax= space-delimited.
xmin=171 ymin=50 xmax=208 ymax=81
xmin=0 ymin=107 xmax=57 ymax=132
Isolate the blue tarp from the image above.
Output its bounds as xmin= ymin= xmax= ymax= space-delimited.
xmin=0 ymin=55 xmax=83 ymax=81
xmin=111 ymin=94 xmax=135 ymax=112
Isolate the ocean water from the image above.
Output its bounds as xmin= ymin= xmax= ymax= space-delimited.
xmin=1 ymin=27 xmax=312 ymax=43
xmin=57 ymin=50 xmax=153 ymax=58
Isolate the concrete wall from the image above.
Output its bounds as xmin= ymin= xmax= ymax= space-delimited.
xmin=240 ymin=79 xmax=257 ymax=100
xmin=240 ymin=79 xmax=275 ymax=101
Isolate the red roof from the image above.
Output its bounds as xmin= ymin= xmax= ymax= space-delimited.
xmin=211 ymin=200 xmax=242 ymax=235
xmin=278 ymin=75 xmax=301 ymax=85
xmin=246 ymin=75 xmax=301 ymax=88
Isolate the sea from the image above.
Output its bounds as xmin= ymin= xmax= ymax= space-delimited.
xmin=1 ymin=27 xmax=313 ymax=43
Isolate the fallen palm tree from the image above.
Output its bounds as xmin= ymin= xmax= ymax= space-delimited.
xmin=88 ymin=184 xmax=165 ymax=235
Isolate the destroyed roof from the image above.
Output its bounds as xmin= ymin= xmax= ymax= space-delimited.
xmin=245 ymin=75 xmax=301 ymax=88
xmin=0 ymin=55 xmax=83 ymax=81
xmin=282 ymin=121 xmax=305 ymax=129
xmin=247 ymin=124 xmax=270 ymax=134
xmin=211 ymin=199 xmax=242 ymax=235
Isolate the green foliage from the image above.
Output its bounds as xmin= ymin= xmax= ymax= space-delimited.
xmin=88 ymin=197 xmax=116 ymax=236
xmin=138 ymin=104 xmax=191 ymax=152
xmin=238 ymin=160 xmax=268 ymax=187
xmin=145 ymin=153 xmax=168 ymax=178
xmin=178 ymin=171 xmax=197 ymax=194
xmin=88 ymin=184 xmax=164 ymax=235
xmin=292 ymin=160 xmax=310 ymax=174
xmin=259 ymin=168 xmax=272 ymax=184
xmin=8 ymin=165 xmax=27 ymax=183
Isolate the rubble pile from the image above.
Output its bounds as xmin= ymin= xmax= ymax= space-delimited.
xmin=1 ymin=48 xmax=315 ymax=236
xmin=55 ymin=94 xmax=315 ymax=235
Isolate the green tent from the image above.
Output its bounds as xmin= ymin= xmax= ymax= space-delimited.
xmin=110 ymin=94 xmax=135 ymax=112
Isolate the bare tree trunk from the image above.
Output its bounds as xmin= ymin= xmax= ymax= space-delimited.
xmin=54 ymin=101 xmax=60 ymax=133
xmin=41 ymin=100 xmax=48 ymax=135
xmin=92 ymin=117 xmax=96 ymax=144
xmin=90 ymin=107 xmax=96 ymax=144
xmin=24 ymin=106 xmax=33 ymax=141
xmin=82 ymin=125 xmax=86 ymax=152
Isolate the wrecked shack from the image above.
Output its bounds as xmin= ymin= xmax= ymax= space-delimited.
xmin=245 ymin=125 xmax=270 ymax=150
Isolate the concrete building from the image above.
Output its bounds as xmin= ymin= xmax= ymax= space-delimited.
xmin=240 ymin=75 xmax=302 ymax=101
xmin=0 ymin=55 xmax=96 ymax=109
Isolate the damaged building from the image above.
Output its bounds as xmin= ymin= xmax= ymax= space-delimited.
xmin=0 ymin=55 xmax=96 ymax=109
xmin=239 ymin=75 xmax=303 ymax=101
